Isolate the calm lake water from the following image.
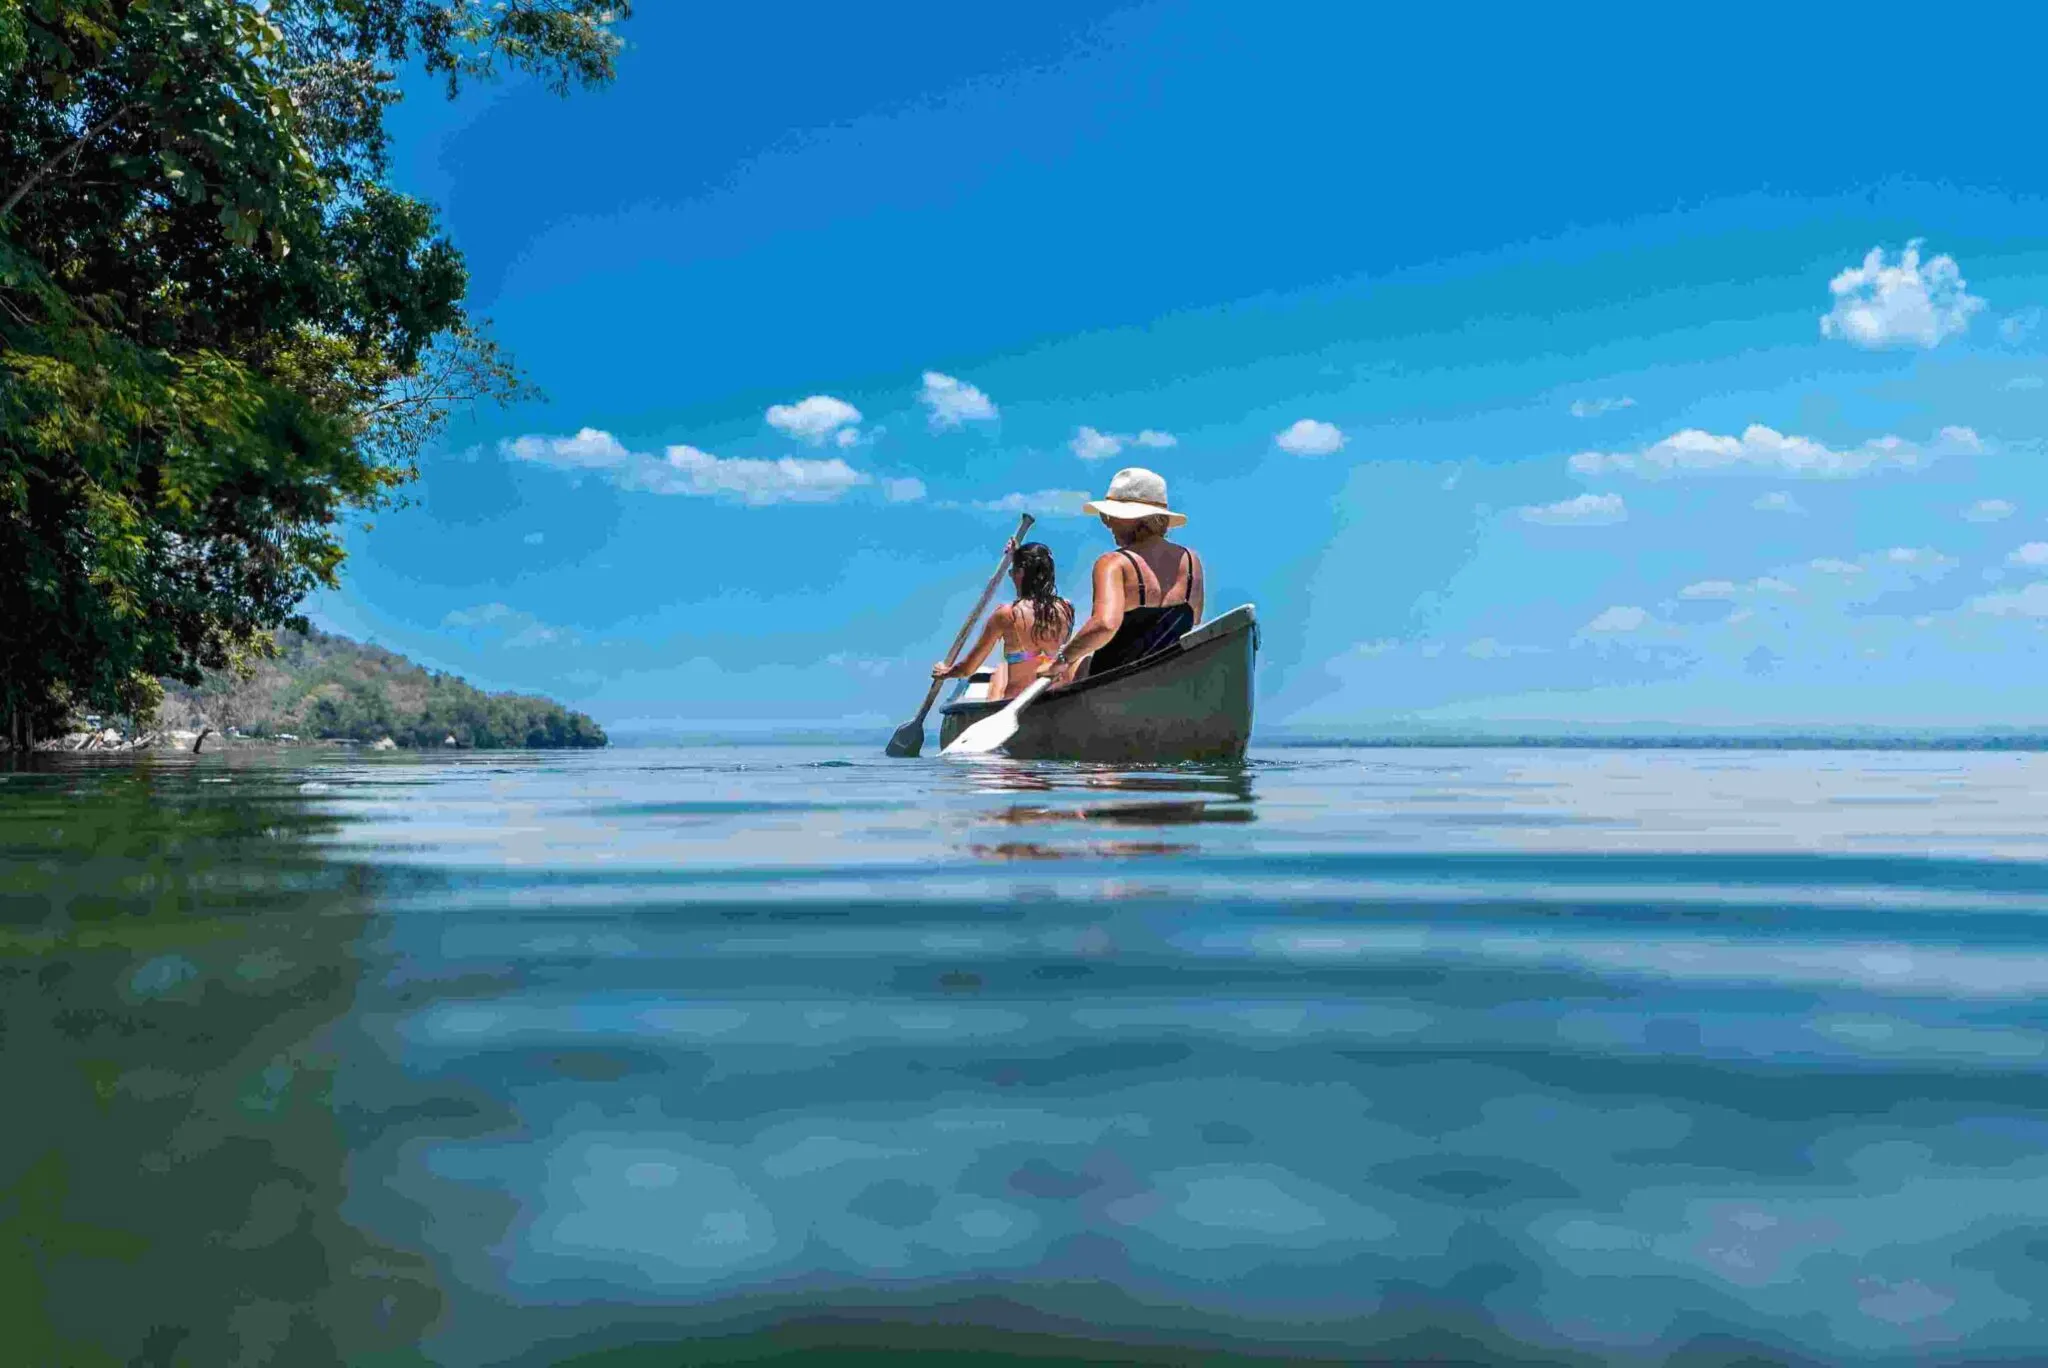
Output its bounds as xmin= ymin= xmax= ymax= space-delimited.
xmin=10 ymin=745 xmax=2048 ymax=1365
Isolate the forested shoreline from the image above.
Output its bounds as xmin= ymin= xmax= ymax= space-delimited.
xmin=157 ymin=627 xmax=607 ymax=748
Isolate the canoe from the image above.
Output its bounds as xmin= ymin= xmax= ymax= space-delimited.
xmin=938 ymin=604 xmax=1258 ymax=761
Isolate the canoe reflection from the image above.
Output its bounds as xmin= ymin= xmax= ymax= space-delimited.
xmin=966 ymin=839 xmax=1195 ymax=861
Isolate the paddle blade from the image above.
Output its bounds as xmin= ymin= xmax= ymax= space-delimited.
xmin=883 ymin=718 xmax=926 ymax=758
xmin=942 ymin=679 xmax=1051 ymax=756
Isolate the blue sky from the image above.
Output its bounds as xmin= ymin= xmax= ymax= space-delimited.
xmin=309 ymin=2 xmax=2048 ymax=736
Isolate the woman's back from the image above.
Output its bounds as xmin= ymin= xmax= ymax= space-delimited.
xmin=1089 ymin=537 xmax=1202 ymax=676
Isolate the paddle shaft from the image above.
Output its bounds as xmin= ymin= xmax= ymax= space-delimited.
xmin=906 ymin=513 xmax=1035 ymax=729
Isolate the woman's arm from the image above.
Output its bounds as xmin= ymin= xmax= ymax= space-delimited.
xmin=933 ymin=605 xmax=1012 ymax=679
xmin=1042 ymin=554 xmax=1126 ymax=684
xmin=1189 ymin=550 xmax=1205 ymax=623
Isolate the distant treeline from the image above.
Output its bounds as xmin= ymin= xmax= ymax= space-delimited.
xmin=159 ymin=629 xmax=606 ymax=750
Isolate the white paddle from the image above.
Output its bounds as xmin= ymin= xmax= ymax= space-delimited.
xmin=941 ymin=677 xmax=1052 ymax=756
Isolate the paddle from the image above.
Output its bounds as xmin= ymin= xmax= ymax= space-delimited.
xmin=884 ymin=513 xmax=1035 ymax=757
xmin=940 ymin=676 xmax=1051 ymax=756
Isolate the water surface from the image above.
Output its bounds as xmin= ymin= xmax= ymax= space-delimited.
xmin=8 ymin=745 xmax=2048 ymax=1365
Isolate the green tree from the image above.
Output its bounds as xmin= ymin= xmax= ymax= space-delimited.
xmin=0 ymin=0 xmax=630 ymax=747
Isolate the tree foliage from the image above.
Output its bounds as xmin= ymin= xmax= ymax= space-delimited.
xmin=0 ymin=0 xmax=629 ymax=745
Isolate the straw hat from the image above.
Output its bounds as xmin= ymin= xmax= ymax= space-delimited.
xmin=1082 ymin=467 xmax=1187 ymax=527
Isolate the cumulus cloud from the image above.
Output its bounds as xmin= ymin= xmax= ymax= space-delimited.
xmin=2007 ymin=542 xmax=2048 ymax=569
xmin=1071 ymin=427 xmax=1123 ymax=461
xmin=1518 ymin=492 xmax=1626 ymax=525
xmin=883 ymin=477 xmax=927 ymax=503
xmin=765 ymin=394 xmax=862 ymax=446
xmin=920 ymin=372 xmax=998 ymax=429
xmin=1569 ymin=396 xmax=1636 ymax=418
xmin=1964 ymin=499 xmax=2015 ymax=522
xmin=442 ymin=603 xmax=570 ymax=649
xmin=2000 ymin=308 xmax=2042 ymax=345
xmin=1070 ymin=426 xmax=1177 ymax=461
xmin=1275 ymin=419 xmax=1346 ymax=456
xmin=1972 ymin=583 xmax=2048 ymax=618
xmin=971 ymin=489 xmax=1092 ymax=517
xmin=1583 ymin=605 xmax=1650 ymax=633
xmin=1820 ymin=240 xmax=1985 ymax=349
xmin=1678 ymin=577 xmax=1796 ymax=600
xmin=1568 ymin=424 xmax=1979 ymax=479
xmin=503 ymin=428 xmax=870 ymax=505
xmin=1753 ymin=491 xmax=1804 ymax=514
xmin=1809 ymin=558 xmax=1864 ymax=576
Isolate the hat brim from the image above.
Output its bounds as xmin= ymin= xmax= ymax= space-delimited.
xmin=1083 ymin=498 xmax=1188 ymax=527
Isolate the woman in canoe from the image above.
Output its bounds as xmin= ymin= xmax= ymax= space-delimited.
xmin=930 ymin=541 xmax=1076 ymax=700
xmin=1042 ymin=466 xmax=1203 ymax=687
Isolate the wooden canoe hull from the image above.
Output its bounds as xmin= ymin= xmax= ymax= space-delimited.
xmin=938 ymin=604 xmax=1258 ymax=762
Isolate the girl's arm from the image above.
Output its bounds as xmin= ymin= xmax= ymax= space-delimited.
xmin=932 ymin=605 xmax=1012 ymax=679
xmin=1043 ymin=554 xmax=1127 ymax=683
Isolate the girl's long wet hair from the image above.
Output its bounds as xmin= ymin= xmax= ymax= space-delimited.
xmin=1011 ymin=542 xmax=1073 ymax=635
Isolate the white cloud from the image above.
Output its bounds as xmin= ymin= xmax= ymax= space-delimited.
xmin=2000 ymin=308 xmax=2042 ymax=345
xmin=503 ymin=427 xmax=634 ymax=472
xmin=442 ymin=603 xmax=569 ymax=649
xmin=1583 ymin=605 xmax=1649 ymax=634
xmin=971 ymin=489 xmax=1092 ymax=517
xmin=2008 ymin=376 xmax=2045 ymax=391
xmin=766 ymin=394 xmax=862 ymax=446
xmin=1071 ymin=426 xmax=1122 ymax=461
xmin=653 ymin=445 xmax=869 ymax=504
xmin=503 ymin=428 xmax=871 ymax=505
xmin=1938 ymin=424 xmax=1984 ymax=453
xmin=1753 ymin=491 xmax=1804 ymax=514
xmin=1884 ymin=546 xmax=1952 ymax=566
xmin=1518 ymin=492 xmax=1626 ymax=525
xmin=1071 ymin=426 xmax=1177 ymax=461
xmin=1964 ymin=499 xmax=2015 ymax=522
xmin=1678 ymin=576 xmax=1797 ymax=600
xmin=883 ymin=477 xmax=926 ymax=503
xmin=1810 ymin=558 xmax=1864 ymax=576
xmin=523 ymin=531 xmax=545 ymax=545
xmin=1569 ymin=424 xmax=1978 ymax=479
xmin=920 ymin=372 xmax=997 ymax=429
xmin=1820 ymin=240 xmax=1985 ymax=349
xmin=1275 ymin=418 xmax=1346 ymax=456
xmin=1972 ymin=583 xmax=2048 ymax=618
xmin=1347 ymin=639 xmax=1404 ymax=658
xmin=1569 ymin=396 xmax=1636 ymax=418
xmin=2008 ymin=542 xmax=2048 ymax=569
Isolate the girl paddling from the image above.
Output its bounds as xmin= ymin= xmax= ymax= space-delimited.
xmin=931 ymin=542 xmax=1075 ymax=700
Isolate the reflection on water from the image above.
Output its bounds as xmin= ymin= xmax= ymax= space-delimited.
xmin=0 ymin=757 xmax=440 ymax=1365
xmin=11 ymin=746 xmax=2048 ymax=1364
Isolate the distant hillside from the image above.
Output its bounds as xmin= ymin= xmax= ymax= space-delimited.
xmin=157 ymin=629 xmax=607 ymax=749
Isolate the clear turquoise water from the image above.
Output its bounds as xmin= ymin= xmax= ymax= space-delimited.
xmin=9 ymin=745 xmax=2048 ymax=1365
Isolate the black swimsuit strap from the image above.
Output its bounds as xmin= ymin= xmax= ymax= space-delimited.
xmin=1116 ymin=547 xmax=1147 ymax=607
